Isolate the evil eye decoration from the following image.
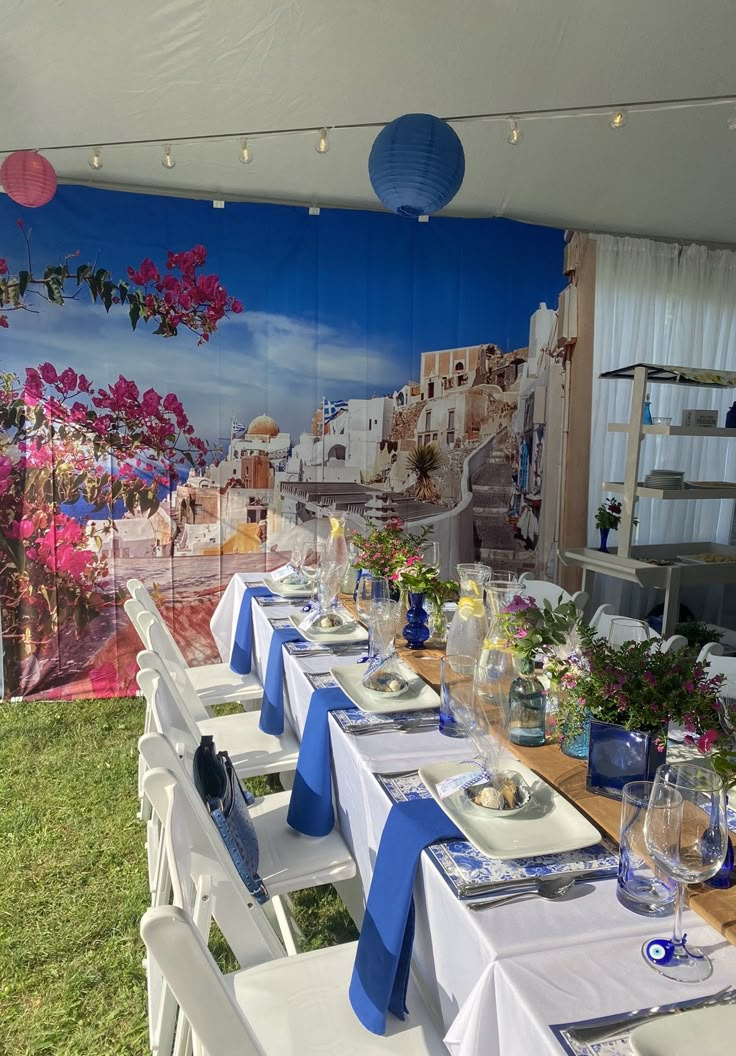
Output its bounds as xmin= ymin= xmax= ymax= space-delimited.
xmin=645 ymin=939 xmax=675 ymax=965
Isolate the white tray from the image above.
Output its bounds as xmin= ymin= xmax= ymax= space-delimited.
xmin=331 ymin=659 xmax=440 ymax=714
xmin=263 ymin=573 xmax=312 ymax=598
xmin=631 ymin=1004 xmax=736 ymax=1056
xmin=289 ymin=611 xmax=368 ymax=644
xmin=418 ymin=760 xmax=600 ymax=860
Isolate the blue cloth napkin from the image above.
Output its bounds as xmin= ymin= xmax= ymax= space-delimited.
xmin=287 ymin=686 xmax=356 ymax=836
xmin=259 ymin=626 xmax=303 ymax=735
xmin=229 ymin=586 xmax=273 ymax=674
xmin=349 ymin=798 xmax=462 ymax=1035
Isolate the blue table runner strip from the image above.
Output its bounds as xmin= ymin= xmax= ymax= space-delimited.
xmin=349 ymin=798 xmax=463 ymax=1035
xmin=259 ymin=626 xmax=303 ymax=735
xmin=229 ymin=586 xmax=273 ymax=674
xmin=287 ymin=686 xmax=357 ymax=837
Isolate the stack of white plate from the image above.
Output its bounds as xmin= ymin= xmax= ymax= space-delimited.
xmin=643 ymin=468 xmax=685 ymax=490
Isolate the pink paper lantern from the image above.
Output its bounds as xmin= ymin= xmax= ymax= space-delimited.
xmin=0 ymin=150 xmax=57 ymax=207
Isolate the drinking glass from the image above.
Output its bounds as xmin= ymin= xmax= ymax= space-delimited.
xmin=607 ymin=618 xmax=651 ymax=649
xmin=355 ymin=575 xmax=391 ymax=656
xmin=421 ymin=540 xmax=440 ymax=570
xmin=367 ymin=600 xmax=401 ymax=659
xmin=617 ymin=781 xmax=676 ymax=916
xmin=642 ymin=762 xmax=728 ymax=982
xmin=440 ymin=654 xmax=475 ymax=739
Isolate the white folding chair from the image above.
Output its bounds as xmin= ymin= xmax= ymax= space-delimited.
xmin=706 ymin=653 xmax=736 ymax=696
xmin=136 ymin=655 xmax=300 ymax=779
xmin=140 ymin=771 xmax=446 ymax=1056
xmin=518 ymin=574 xmax=588 ymax=615
xmin=698 ymin=641 xmax=725 ymax=663
xmin=126 ymin=579 xmax=262 ymax=709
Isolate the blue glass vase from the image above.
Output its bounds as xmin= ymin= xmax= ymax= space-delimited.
xmin=598 ymin=527 xmax=610 ymax=553
xmin=560 ymin=713 xmax=591 ymax=759
xmin=403 ymin=592 xmax=430 ymax=650
xmin=586 ymin=719 xmax=666 ymax=800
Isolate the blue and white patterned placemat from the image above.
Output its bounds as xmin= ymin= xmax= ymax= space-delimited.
xmin=376 ymin=772 xmax=618 ymax=899
xmin=331 ymin=708 xmax=438 ymax=733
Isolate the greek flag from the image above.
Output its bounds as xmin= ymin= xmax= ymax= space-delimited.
xmin=231 ymin=418 xmax=246 ymax=438
xmin=323 ymin=398 xmax=348 ymax=424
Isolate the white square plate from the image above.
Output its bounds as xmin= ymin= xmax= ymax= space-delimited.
xmin=331 ymin=659 xmax=440 ymax=714
xmin=418 ymin=760 xmax=600 ymax=860
xmin=631 ymin=1004 xmax=736 ymax=1056
xmin=263 ymin=574 xmax=312 ymax=598
xmin=289 ymin=611 xmax=368 ymax=644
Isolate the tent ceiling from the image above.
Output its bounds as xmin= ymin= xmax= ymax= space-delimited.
xmin=3 ymin=0 xmax=736 ymax=244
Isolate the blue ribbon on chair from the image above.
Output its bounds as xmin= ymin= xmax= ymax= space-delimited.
xmin=230 ymin=586 xmax=273 ymax=674
xmin=349 ymin=798 xmax=462 ymax=1035
xmin=259 ymin=626 xmax=303 ymax=735
xmin=287 ymin=686 xmax=356 ymax=836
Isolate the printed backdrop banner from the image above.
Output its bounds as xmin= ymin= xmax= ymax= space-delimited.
xmin=0 ymin=187 xmax=562 ymax=700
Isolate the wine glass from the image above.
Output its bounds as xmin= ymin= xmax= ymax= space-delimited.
xmin=440 ymin=654 xmax=476 ymax=739
xmin=607 ymin=618 xmax=651 ymax=649
xmin=642 ymin=761 xmax=728 ymax=982
xmin=355 ymin=576 xmax=391 ymax=656
xmin=421 ymin=540 xmax=440 ymax=571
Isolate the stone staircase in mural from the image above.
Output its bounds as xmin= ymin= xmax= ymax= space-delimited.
xmin=470 ymin=443 xmax=536 ymax=575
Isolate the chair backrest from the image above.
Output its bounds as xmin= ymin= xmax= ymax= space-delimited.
xmin=706 ymin=654 xmax=736 ymax=696
xmin=141 ymin=904 xmax=262 ymax=1056
xmin=137 ymin=655 xmax=202 ymax=748
xmin=518 ymin=575 xmax=588 ymax=614
xmin=137 ymin=630 xmax=210 ymax=723
xmin=698 ymin=641 xmax=725 ymax=663
xmin=127 ymin=578 xmax=189 ymax=670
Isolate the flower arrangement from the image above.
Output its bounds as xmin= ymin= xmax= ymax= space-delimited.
xmin=349 ymin=518 xmax=430 ymax=578
xmin=395 ymin=559 xmax=457 ymax=603
xmin=555 ymin=624 xmax=724 ymax=748
xmin=0 ymin=224 xmax=243 ymax=343
xmin=497 ymin=595 xmax=580 ymax=674
xmin=595 ymin=496 xmax=638 ymax=532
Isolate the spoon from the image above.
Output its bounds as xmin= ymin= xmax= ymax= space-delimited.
xmin=466 ymin=873 xmax=577 ymax=911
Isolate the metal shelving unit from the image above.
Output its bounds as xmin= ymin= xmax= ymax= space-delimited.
xmin=560 ymin=361 xmax=736 ymax=635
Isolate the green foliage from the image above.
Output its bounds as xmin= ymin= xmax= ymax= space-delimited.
xmin=675 ymin=620 xmax=725 ymax=650
xmin=497 ymin=596 xmax=579 ymax=675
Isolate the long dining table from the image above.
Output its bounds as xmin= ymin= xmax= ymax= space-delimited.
xmin=210 ymin=572 xmax=736 ymax=1055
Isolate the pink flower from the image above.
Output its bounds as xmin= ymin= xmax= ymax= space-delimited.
xmin=230 ymin=299 xmax=243 ymax=314
xmin=0 ymin=258 xmax=7 ymax=275
xmin=0 ymin=315 xmax=9 ymax=328
xmin=57 ymin=367 xmax=78 ymax=394
xmin=515 ymin=628 xmax=529 ymax=639
xmin=696 ymin=729 xmax=719 ymax=754
xmin=141 ymin=388 xmax=162 ymax=416
xmin=39 ymin=362 xmax=58 ymax=383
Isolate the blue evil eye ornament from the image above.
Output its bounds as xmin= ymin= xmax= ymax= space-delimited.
xmin=644 ymin=939 xmax=676 ymax=966
xmin=369 ymin=113 xmax=465 ymax=217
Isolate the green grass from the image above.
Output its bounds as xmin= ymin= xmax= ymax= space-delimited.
xmin=0 ymin=695 xmax=356 ymax=1055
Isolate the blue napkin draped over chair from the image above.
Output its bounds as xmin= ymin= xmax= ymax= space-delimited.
xmin=259 ymin=626 xmax=303 ymax=735
xmin=229 ymin=586 xmax=272 ymax=674
xmin=349 ymin=798 xmax=462 ymax=1035
xmin=287 ymin=686 xmax=356 ymax=837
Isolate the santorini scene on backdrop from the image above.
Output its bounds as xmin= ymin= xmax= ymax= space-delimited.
xmin=0 ymin=187 xmax=564 ymax=700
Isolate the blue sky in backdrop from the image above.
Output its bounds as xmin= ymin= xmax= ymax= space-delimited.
xmin=0 ymin=186 xmax=564 ymax=445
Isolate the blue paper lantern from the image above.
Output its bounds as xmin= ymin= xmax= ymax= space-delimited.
xmin=369 ymin=113 xmax=465 ymax=217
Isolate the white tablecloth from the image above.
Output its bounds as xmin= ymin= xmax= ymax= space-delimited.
xmin=209 ymin=576 xmax=736 ymax=1055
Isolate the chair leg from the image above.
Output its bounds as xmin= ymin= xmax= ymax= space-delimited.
xmin=270 ymin=894 xmax=299 ymax=956
xmin=278 ymin=769 xmax=295 ymax=791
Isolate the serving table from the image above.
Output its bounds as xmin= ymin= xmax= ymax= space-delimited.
xmin=211 ymin=573 xmax=736 ymax=1055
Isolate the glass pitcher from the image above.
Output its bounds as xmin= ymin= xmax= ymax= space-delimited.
xmin=445 ymin=563 xmax=491 ymax=658
xmin=477 ymin=578 xmax=522 ymax=711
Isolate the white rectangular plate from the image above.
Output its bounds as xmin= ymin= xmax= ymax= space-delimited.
xmin=418 ymin=760 xmax=600 ymax=860
xmin=631 ymin=1004 xmax=736 ymax=1056
xmin=331 ymin=659 xmax=440 ymax=714
xmin=263 ymin=574 xmax=312 ymax=598
xmin=289 ymin=612 xmax=368 ymax=644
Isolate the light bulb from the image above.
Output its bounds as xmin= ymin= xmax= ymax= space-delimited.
xmin=162 ymin=143 xmax=176 ymax=169
xmin=315 ymin=128 xmax=330 ymax=154
xmin=506 ymin=119 xmax=523 ymax=145
xmin=239 ymin=139 xmax=252 ymax=164
xmin=88 ymin=147 xmax=103 ymax=171
xmin=609 ymin=110 xmax=628 ymax=130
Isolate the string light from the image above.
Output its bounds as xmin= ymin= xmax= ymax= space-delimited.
xmin=88 ymin=147 xmax=103 ymax=170
xmin=609 ymin=110 xmax=628 ymax=130
xmin=239 ymin=139 xmax=252 ymax=164
xmin=162 ymin=143 xmax=176 ymax=169
xmin=315 ymin=128 xmax=330 ymax=154
xmin=506 ymin=119 xmax=523 ymax=145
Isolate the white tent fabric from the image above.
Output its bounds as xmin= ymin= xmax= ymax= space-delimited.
xmin=589 ymin=233 xmax=736 ymax=549
xmin=2 ymin=0 xmax=736 ymax=243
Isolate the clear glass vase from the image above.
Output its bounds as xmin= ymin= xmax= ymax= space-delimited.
xmin=446 ymin=563 xmax=491 ymax=658
xmin=508 ymin=674 xmax=546 ymax=747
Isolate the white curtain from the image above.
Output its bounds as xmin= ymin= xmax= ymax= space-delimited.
xmin=589 ymin=235 xmax=736 ymax=548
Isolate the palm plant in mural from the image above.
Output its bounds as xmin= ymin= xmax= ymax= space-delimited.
xmin=407 ymin=443 xmax=442 ymax=503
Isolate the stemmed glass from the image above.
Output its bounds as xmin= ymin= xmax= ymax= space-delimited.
xmin=421 ymin=541 xmax=440 ymax=571
xmin=355 ymin=576 xmax=391 ymax=657
xmin=643 ymin=761 xmax=728 ymax=982
xmin=607 ymin=618 xmax=650 ymax=649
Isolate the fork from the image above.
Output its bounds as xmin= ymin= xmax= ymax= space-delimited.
xmin=565 ymin=986 xmax=736 ymax=1045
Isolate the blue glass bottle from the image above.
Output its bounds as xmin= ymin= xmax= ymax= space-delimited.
xmin=642 ymin=393 xmax=653 ymax=425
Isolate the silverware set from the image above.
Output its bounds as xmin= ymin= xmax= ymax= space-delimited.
xmin=564 ymin=985 xmax=736 ymax=1046
xmin=346 ymin=715 xmax=439 ymax=737
xmin=464 ymin=868 xmax=618 ymax=910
